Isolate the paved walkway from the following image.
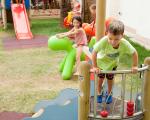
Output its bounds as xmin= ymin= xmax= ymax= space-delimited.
xmin=2 ymin=35 xmax=48 ymax=50
xmin=0 ymin=111 xmax=31 ymax=120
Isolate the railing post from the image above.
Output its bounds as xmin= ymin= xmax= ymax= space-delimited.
xmin=78 ymin=61 xmax=91 ymax=120
xmin=143 ymin=57 xmax=150 ymax=120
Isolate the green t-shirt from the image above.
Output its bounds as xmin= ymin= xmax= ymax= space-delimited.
xmin=93 ymin=36 xmax=136 ymax=70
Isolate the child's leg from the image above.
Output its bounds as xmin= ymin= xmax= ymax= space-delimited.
xmin=75 ymin=45 xmax=83 ymax=72
xmin=106 ymin=73 xmax=115 ymax=94
xmin=107 ymin=79 xmax=113 ymax=94
xmin=97 ymin=73 xmax=105 ymax=95
xmin=97 ymin=73 xmax=105 ymax=103
xmin=98 ymin=78 xmax=104 ymax=95
xmin=105 ymin=74 xmax=114 ymax=104
xmin=82 ymin=46 xmax=92 ymax=60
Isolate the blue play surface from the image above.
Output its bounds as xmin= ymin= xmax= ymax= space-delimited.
xmin=23 ymin=80 xmax=141 ymax=120
xmin=23 ymin=88 xmax=79 ymax=120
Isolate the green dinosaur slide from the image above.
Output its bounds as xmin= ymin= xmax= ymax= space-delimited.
xmin=48 ymin=36 xmax=95 ymax=80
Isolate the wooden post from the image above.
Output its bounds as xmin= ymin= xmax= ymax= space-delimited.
xmin=143 ymin=57 xmax=150 ymax=120
xmin=78 ymin=61 xmax=91 ymax=120
xmin=2 ymin=0 xmax=7 ymax=29
xmin=96 ymin=0 xmax=106 ymax=41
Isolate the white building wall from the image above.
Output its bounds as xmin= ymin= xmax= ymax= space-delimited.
xmin=106 ymin=0 xmax=150 ymax=49
xmin=136 ymin=0 xmax=150 ymax=38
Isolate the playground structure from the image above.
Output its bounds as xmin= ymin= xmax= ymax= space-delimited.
xmin=0 ymin=0 xmax=60 ymax=39
xmin=48 ymin=35 xmax=88 ymax=80
xmin=1 ymin=0 xmax=33 ymax=39
xmin=24 ymin=88 xmax=79 ymax=120
xmin=0 ymin=0 xmax=149 ymax=119
xmin=48 ymin=36 xmax=77 ymax=80
xmin=28 ymin=1 xmax=150 ymax=119
xmin=1 ymin=0 xmax=30 ymax=29
xmin=11 ymin=0 xmax=33 ymax=39
xmin=22 ymin=58 xmax=150 ymax=120
xmin=78 ymin=59 xmax=150 ymax=120
xmin=48 ymin=35 xmax=95 ymax=80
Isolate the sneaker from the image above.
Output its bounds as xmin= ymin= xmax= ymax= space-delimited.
xmin=105 ymin=92 xmax=113 ymax=104
xmin=97 ymin=95 xmax=103 ymax=103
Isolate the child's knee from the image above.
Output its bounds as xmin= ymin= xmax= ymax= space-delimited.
xmin=106 ymin=73 xmax=114 ymax=80
xmin=98 ymin=73 xmax=105 ymax=79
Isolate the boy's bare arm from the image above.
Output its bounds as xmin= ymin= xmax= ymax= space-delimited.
xmin=132 ymin=51 xmax=138 ymax=73
xmin=92 ymin=51 xmax=97 ymax=67
xmin=92 ymin=51 xmax=100 ymax=73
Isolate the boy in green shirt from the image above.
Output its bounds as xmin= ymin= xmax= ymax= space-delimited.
xmin=92 ymin=20 xmax=138 ymax=104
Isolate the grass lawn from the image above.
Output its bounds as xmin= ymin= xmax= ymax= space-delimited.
xmin=0 ymin=18 xmax=149 ymax=113
xmin=31 ymin=18 xmax=68 ymax=35
xmin=0 ymin=18 xmax=78 ymax=113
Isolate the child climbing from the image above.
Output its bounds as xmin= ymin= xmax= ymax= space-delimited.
xmin=56 ymin=16 xmax=91 ymax=75
xmin=92 ymin=20 xmax=138 ymax=104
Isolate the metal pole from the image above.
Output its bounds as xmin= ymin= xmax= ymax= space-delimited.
xmin=141 ymin=71 xmax=144 ymax=112
xmin=94 ymin=73 xmax=98 ymax=118
xmin=121 ymin=73 xmax=126 ymax=118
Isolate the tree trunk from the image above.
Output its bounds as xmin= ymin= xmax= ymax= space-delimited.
xmin=82 ymin=0 xmax=96 ymax=23
xmin=60 ymin=0 xmax=71 ymax=26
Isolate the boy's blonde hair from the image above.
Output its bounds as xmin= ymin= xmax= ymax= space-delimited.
xmin=108 ymin=20 xmax=124 ymax=35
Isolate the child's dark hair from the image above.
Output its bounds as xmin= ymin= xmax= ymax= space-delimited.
xmin=108 ymin=20 xmax=124 ymax=35
xmin=72 ymin=16 xmax=82 ymax=27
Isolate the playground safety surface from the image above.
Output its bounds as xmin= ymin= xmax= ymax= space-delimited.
xmin=0 ymin=111 xmax=32 ymax=120
xmin=2 ymin=35 xmax=48 ymax=50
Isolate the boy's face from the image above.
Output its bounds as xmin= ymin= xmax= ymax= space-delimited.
xmin=107 ymin=33 xmax=123 ymax=48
